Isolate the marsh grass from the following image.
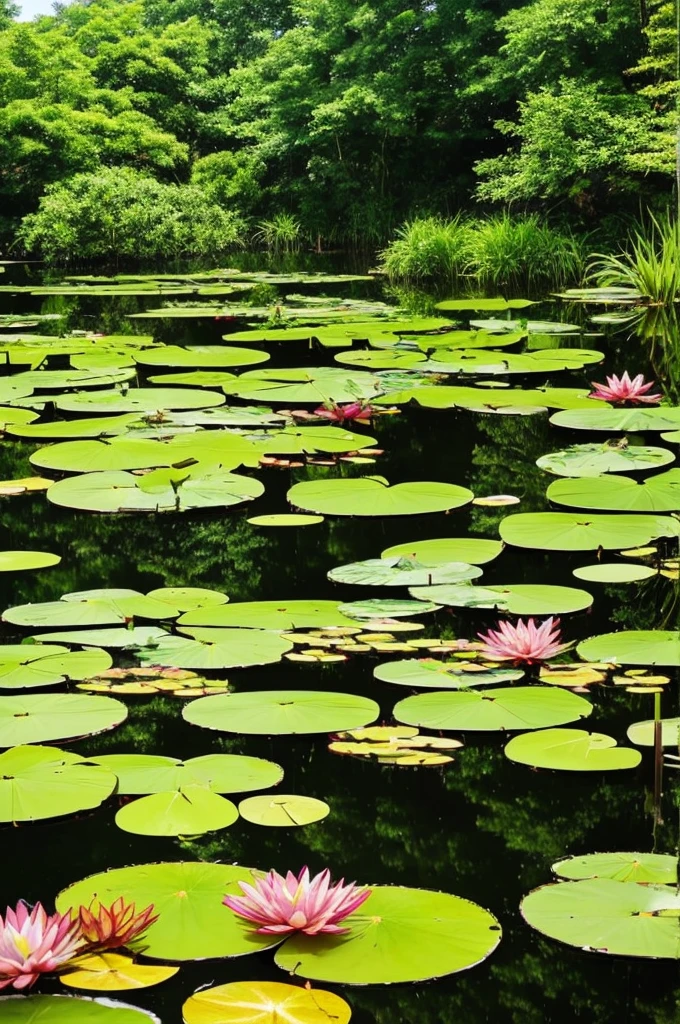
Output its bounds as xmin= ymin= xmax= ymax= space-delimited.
xmin=588 ymin=212 xmax=680 ymax=306
xmin=253 ymin=213 xmax=302 ymax=252
xmin=379 ymin=212 xmax=586 ymax=290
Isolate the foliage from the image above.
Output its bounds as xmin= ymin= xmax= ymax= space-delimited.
xmin=18 ymin=167 xmax=245 ymax=261
xmin=253 ymin=213 xmax=303 ymax=252
xmin=378 ymin=216 xmax=472 ymax=284
xmin=627 ymin=0 xmax=678 ymax=177
xmin=588 ymin=211 xmax=680 ymax=306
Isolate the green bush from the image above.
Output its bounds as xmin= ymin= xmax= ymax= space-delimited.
xmin=379 ymin=213 xmax=586 ymax=290
xmin=17 ymin=167 xmax=246 ymax=262
xmin=252 ymin=213 xmax=303 ymax=253
xmin=588 ymin=211 xmax=680 ymax=306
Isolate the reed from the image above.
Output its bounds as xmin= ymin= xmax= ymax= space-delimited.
xmin=378 ymin=215 xmax=472 ymax=284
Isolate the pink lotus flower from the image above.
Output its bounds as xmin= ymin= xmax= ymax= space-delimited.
xmin=313 ymin=402 xmax=375 ymax=423
xmin=0 ymin=901 xmax=82 ymax=991
xmin=77 ymin=898 xmax=158 ymax=951
xmin=477 ymin=617 xmax=569 ymax=665
xmin=589 ymin=372 xmax=662 ymax=404
xmin=223 ymin=866 xmax=371 ymax=936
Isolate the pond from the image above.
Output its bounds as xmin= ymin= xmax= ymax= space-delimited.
xmin=0 ymin=258 xmax=679 ymax=1024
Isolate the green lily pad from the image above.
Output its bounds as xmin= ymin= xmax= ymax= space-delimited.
xmin=177 ymin=601 xmax=360 ymax=630
xmin=221 ymin=370 xmax=383 ymax=405
xmin=115 ymin=786 xmax=239 ymax=837
xmin=333 ymin=349 xmax=428 ymax=370
xmin=0 ymin=693 xmax=127 ymax=747
xmin=374 ymin=659 xmax=523 ymax=688
xmin=393 ymin=687 xmax=591 ymax=731
xmin=56 ymin=862 xmax=278 ymax=961
xmin=627 ymin=717 xmax=680 ymax=747
xmin=328 ymin=557 xmax=482 ymax=587
xmin=470 ymin=318 xmax=578 ymax=333
xmin=551 ymin=407 xmax=680 ymax=432
xmin=47 ymin=469 xmax=264 ymax=514
xmin=0 ymin=994 xmax=161 ymax=1022
xmin=577 ymin=631 xmax=680 ymax=666
xmin=6 ymin=414 xmax=141 ymax=440
xmin=134 ymin=345 xmax=269 ymax=368
xmin=375 ymin=385 xmax=594 ymax=412
xmin=137 ymin=629 xmax=292 ymax=669
xmin=572 ymin=564 xmax=657 ymax=583
xmin=537 ymin=443 xmax=675 ymax=477
xmin=0 ymin=744 xmax=116 ymax=822
xmin=254 ymin=425 xmax=377 ymax=455
xmin=547 ymin=470 xmax=680 ymax=512
xmin=0 ymin=644 xmax=112 ymax=689
xmin=3 ymin=590 xmax=181 ymax=628
xmin=288 ymin=477 xmax=473 ymax=516
xmin=274 ymin=885 xmax=501 ymax=984
xmin=381 ymin=537 xmax=503 ymax=565
xmin=520 ymin=878 xmax=680 ymax=958
xmin=409 ymin=582 xmax=592 ymax=614
xmin=32 ymin=627 xmax=168 ymax=649
xmin=337 ymin=598 xmax=439 ymax=619
xmin=499 ymin=512 xmax=680 ymax=550
xmin=147 ymin=371 xmax=239 ymax=388
xmin=0 ymin=550 xmax=61 ymax=571
xmin=435 ymin=298 xmax=534 ymax=311
xmin=144 ymin=587 xmax=228 ymax=611
xmin=553 ymin=853 xmax=677 ymax=883
xmin=33 ymin=433 xmax=262 ymax=474
xmin=247 ymin=514 xmax=324 ymax=527
xmin=237 ymin=794 xmax=329 ymax=827
xmin=504 ymin=728 xmax=641 ymax=770
xmin=55 ymin=389 xmax=226 ymax=415
xmin=13 ymin=369 xmax=136 ymax=390
xmin=0 ymin=407 xmax=38 ymax=431
xmin=183 ymin=690 xmax=379 ymax=735
xmin=92 ymin=753 xmax=283 ymax=794
xmin=417 ymin=348 xmax=603 ymax=376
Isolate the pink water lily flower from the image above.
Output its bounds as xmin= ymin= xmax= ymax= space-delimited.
xmin=78 ymin=898 xmax=158 ymax=952
xmin=314 ymin=402 xmax=375 ymax=422
xmin=223 ymin=866 xmax=371 ymax=936
xmin=0 ymin=901 xmax=82 ymax=991
xmin=477 ymin=617 xmax=568 ymax=665
xmin=589 ymin=372 xmax=662 ymax=404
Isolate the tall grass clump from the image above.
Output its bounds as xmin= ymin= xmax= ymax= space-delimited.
xmin=253 ymin=213 xmax=302 ymax=252
xmin=588 ymin=211 xmax=680 ymax=305
xmin=378 ymin=215 xmax=472 ymax=283
xmin=466 ymin=213 xmax=586 ymax=290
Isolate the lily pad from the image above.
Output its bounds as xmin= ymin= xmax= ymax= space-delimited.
xmin=520 ymin=878 xmax=680 ymax=958
xmin=393 ymin=687 xmax=591 ymax=731
xmin=0 ymin=550 xmax=61 ymax=571
xmin=0 ymin=744 xmax=116 ymax=822
xmin=329 ymin=557 xmax=482 ymax=587
xmin=4 ymin=590 xmax=181 ymax=628
xmin=274 ymin=885 xmax=501 ymax=984
xmin=56 ymin=862 xmax=278 ymax=961
xmin=237 ymin=794 xmax=330 ymax=827
xmin=435 ymin=298 xmax=535 ymax=311
xmin=0 ymin=693 xmax=127 ymax=747
xmin=115 ymin=786 xmax=239 ymax=836
xmin=504 ymin=728 xmax=641 ymax=770
xmin=177 ymin=601 xmax=360 ymax=630
xmin=144 ymin=588 xmax=228 ymax=611
xmin=338 ymin=598 xmax=439 ymax=619
xmin=31 ymin=434 xmax=262 ymax=474
xmin=547 ymin=470 xmax=680 ymax=512
xmin=181 ymin=981 xmax=351 ymax=1024
xmin=139 ymin=628 xmax=292 ymax=669
xmin=0 ymin=644 xmax=112 ymax=689
xmin=247 ymin=514 xmax=324 ymax=527
xmin=91 ymin=753 xmax=283 ymax=794
xmin=537 ymin=443 xmax=674 ymax=477
xmin=410 ymin=582 xmax=592 ymax=614
xmin=374 ymin=659 xmax=523 ymax=689
xmin=550 ymin=407 xmax=680 ymax=432
xmin=572 ymin=564 xmax=656 ymax=583
xmin=55 ymin=388 xmax=226 ymax=414
xmin=577 ymin=631 xmax=680 ymax=666
xmin=47 ymin=469 xmax=264 ymax=514
xmin=222 ymin=370 xmax=383 ymax=405
xmin=288 ymin=477 xmax=473 ymax=516
xmin=61 ymin=953 xmax=178 ymax=992
xmin=381 ymin=537 xmax=503 ymax=565
xmin=553 ymin=852 xmax=677 ymax=883
xmin=254 ymin=425 xmax=377 ymax=455
xmin=134 ymin=345 xmax=269 ymax=368
xmin=626 ymin=717 xmax=680 ymax=747
xmin=34 ymin=627 xmax=169 ymax=649
xmin=183 ymin=690 xmax=380 ymax=735
xmin=0 ymin=994 xmax=161 ymax=1022
xmin=499 ymin=512 xmax=680 ymax=550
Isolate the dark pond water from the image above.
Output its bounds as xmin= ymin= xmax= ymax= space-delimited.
xmin=1 ymin=257 xmax=679 ymax=1023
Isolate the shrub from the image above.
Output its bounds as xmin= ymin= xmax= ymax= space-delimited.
xmin=466 ymin=213 xmax=586 ymax=290
xmin=17 ymin=167 xmax=246 ymax=262
xmin=378 ymin=216 xmax=472 ymax=283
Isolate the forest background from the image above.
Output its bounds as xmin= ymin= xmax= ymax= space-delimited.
xmin=0 ymin=0 xmax=675 ymax=261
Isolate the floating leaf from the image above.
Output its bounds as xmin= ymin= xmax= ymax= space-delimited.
xmin=4 ymin=590 xmax=181 ymax=628
xmin=500 ymin=512 xmax=680 ymax=551
xmin=329 ymin=557 xmax=482 ymax=587
xmin=57 ymin=862 xmax=278 ymax=960
xmin=181 ymin=981 xmax=351 ymax=1024
xmin=0 ymin=994 xmax=161 ymax=1022
xmin=61 ymin=954 xmax=178 ymax=992
xmin=551 ymin=407 xmax=680 ymax=432
xmin=237 ymin=794 xmax=330 ymax=827
xmin=288 ymin=477 xmax=473 ymax=516
xmin=274 ymin=885 xmax=501 ymax=984
xmin=521 ymin=878 xmax=680 ymax=958
xmin=255 ymin=425 xmax=377 ymax=455
xmin=31 ymin=434 xmax=262 ymax=474
xmin=547 ymin=470 xmax=680 ymax=513
xmin=115 ymin=786 xmax=239 ymax=836
xmin=374 ymin=658 xmax=523 ymax=689
xmin=553 ymin=852 xmax=677 ymax=883
xmin=435 ymin=298 xmax=535 ymax=311
xmin=381 ymin=537 xmax=503 ymax=565
xmin=0 ymin=644 xmax=112 ymax=689
xmin=537 ymin=443 xmax=674 ymax=477
xmin=577 ymin=631 xmax=680 ymax=666
xmin=337 ymin=598 xmax=439 ymax=619
xmin=505 ymin=728 xmax=641 ymax=770
xmin=247 ymin=514 xmax=324 ymax=527
xmin=137 ymin=628 xmax=292 ymax=669
xmin=91 ymin=752 xmax=283 ymax=794
xmin=183 ymin=690 xmax=379 ymax=735
xmin=627 ymin=717 xmax=680 ymax=747
xmin=35 ymin=627 xmax=169 ymax=649
xmin=393 ymin=687 xmax=591 ymax=731
xmin=177 ymin=600 xmax=360 ymax=630
xmin=0 ymin=693 xmax=127 ymax=747
xmin=55 ymin=388 xmax=226 ymax=414
xmin=0 ymin=550 xmax=60 ymax=571
xmin=134 ymin=345 xmax=269 ymax=368
xmin=144 ymin=587 xmax=228 ymax=611
xmin=0 ymin=745 xmax=116 ymax=822
xmin=409 ymin=582 xmax=593 ymax=614
xmin=572 ymin=564 xmax=656 ymax=583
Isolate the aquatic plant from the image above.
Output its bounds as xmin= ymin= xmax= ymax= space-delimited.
xmin=378 ymin=215 xmax=472 ymax=283
xmin=465 ymin=213 xmax=586 ymax=290
xmin=588 ymin=212 xmax=680 ymax=306
xmin=77 ymin=898 xmax=158 ymax=951
xmin=589 ymin=372 xmax=662 ymax=404
xmin=0 ymin=901 xmax=82 ymax=990
xmin=477 ymin=617 xmax=568 ymax=665
xmin=253 ymin=214 xmax=302 ymax=253
xmin=223 ymin=866 xmax=371 ymax=935
xmin=314 ymin=401 xmax=376 ymax=422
